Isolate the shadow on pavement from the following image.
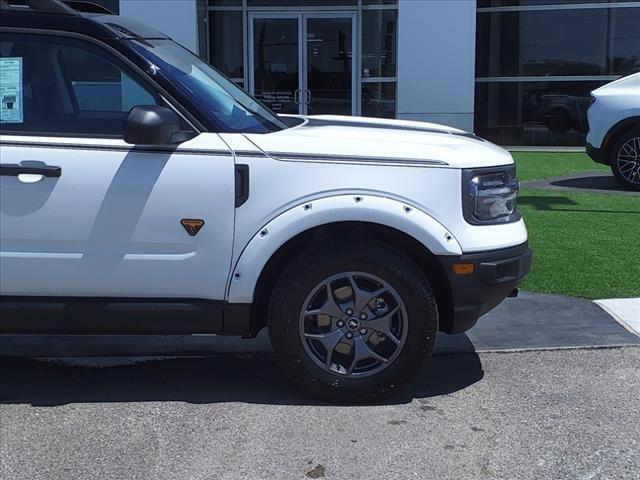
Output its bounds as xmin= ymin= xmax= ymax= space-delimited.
xmin=0 ymin=336 xmax=483 ymax=407
xmin=550 ymin=174 xmax=625 ymax=192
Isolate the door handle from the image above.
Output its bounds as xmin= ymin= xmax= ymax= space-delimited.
xmin=0 ymin=161 xmax=62 ymax=178
xmin=294 ymin=89 xmax=301 ymax=105
xmin=305 ymin=89 xmax=311 ymax=105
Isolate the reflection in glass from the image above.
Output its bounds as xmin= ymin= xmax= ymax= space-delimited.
xmin=476 ymin=9 xmax=609 ymax=77
xmin=362 ymin=9 xmax=397 ymax=78
xmin=307 ymin=17 xmax=353 ymax=115
xmin=252 ymin=18 xmax=300 ymax=114
xmin=609 ymin=7 xmax=640 ymax=75
xmin=475 ymin=81 xmax=609 ymax=146
xmin=208 ymin=0 xmax=242 ymax=5
xmin=362 ymin=82 xmax=396 ymax=119
xmin=477 ymin=7 xmax=640 ymax=77
xmin=209 ymin=11 xmax=244 ymax=78
xmin=248 ymin=0 xmax=356 ymax=5
xmin=478 ymin=0 xmax=624 ymax=6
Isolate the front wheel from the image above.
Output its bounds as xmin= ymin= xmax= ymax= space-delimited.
xmin=268 ymin=241 xmax=438 ymax=403
xmin=610 ymin=131 xmax=640 ymax=191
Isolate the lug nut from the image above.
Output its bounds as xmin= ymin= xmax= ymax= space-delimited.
xmin=346 ymin=332 xmax=353 ymax=339
xmin=360 ymin=328 xmax=367 ymax=335
xmin=337 ymin=320 xmax=345 ymax=328
xmin=346 ymin=308 xmax=354 ymax=316
xmin=359 ymin=313 xmax=367 ymax=320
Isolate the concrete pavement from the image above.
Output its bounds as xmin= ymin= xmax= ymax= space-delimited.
xmin=2 ymin=291 xmax=639 ymax=479
xmin=1 ymin=347 xmax=639 ymax=479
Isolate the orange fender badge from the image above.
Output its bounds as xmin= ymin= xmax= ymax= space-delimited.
xmin=181 ymin=219 xmax=205 ymax=237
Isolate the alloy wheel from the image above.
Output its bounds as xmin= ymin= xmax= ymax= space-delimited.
xmin=617 ymin=136 xmax=640 ymax=185
xmin=299 ymin=271 xmax=408 ymax=378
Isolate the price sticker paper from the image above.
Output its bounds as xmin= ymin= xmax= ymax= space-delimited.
xmin=1 ymin=57 xmax=24 ymax=124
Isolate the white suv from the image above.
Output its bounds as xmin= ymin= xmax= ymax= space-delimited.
xmin=0 ymin=1 xmax=531 ymax=402
xmin=586 ymin=73 xmax=640 ymax=190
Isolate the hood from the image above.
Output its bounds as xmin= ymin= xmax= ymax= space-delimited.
xmin=244 ymin=115 xmax=513 ymax=169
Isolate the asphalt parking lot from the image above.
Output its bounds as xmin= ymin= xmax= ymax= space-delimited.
xmin=1 ymin=293 xmax=639 ymax=480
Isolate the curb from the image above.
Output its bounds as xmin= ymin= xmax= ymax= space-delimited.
xmin=594 ymin=298 xmax=640 ymax=337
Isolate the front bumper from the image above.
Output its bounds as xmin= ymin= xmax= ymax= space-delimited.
xmin=586 ymin=142 xmax=608 ymax=165
xmin=439 ymin=242 xmax=532 ymax=334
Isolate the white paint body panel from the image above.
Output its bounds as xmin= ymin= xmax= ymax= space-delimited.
xmin=587 ymin=73 xmax=640 ymax=148
xmin=0 ymin=133 xmax=234 ymax=298
xmin=223 ymin=115 xmax=527 ymax=302
xmin=245 ymin=115 xmax=513 ymax=169
xmin=2 ymin=115 xmax=527 ymax=303
xmin=228 ymin=194 xmax=463 ymax=304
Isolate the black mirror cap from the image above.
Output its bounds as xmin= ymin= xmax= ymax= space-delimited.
xmin=123 ymin=105 xmax=183 ymax=146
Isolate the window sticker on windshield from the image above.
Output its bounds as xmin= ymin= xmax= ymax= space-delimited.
xmin=0 ymin=57 xmax=24 ymax=124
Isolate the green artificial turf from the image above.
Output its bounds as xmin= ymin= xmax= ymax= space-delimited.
xmin=518 ymin=189 xmax=640 ymax=299
xmin=512 ymin=151 xmax=608 ymax=182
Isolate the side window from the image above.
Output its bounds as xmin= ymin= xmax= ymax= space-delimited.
xmin=0 ymin=33 xmax=160 ymax=137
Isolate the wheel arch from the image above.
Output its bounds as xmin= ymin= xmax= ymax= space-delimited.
xmin=602 ymin=116 xmax=640 ymax=162
xmin=227 ymin=195 xmax=461 ymax=336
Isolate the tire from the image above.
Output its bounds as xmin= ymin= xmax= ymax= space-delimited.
xmin=610 ymin=130 xmax=640 ymax=191
xmin=268 ymin=240 xmax=438 ymax=403
xmin=545 ymin=107 xmax=572 ymax=134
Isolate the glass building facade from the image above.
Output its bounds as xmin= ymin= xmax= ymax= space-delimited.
xmin=205 ymin=0 xmax=399 ymax=117
xmin=95 ymin=0 xmax=640 ymax=145
xmin=475 ymin=0 xmax=640 ymax=145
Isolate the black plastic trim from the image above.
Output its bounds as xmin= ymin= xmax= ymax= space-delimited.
xmin=1 ymin=0 xmax=76 ymax=15
xmin=0 ymin=162 xmax=61 ymax=177
xmin=235 ymin=164 xmax=250 ymax=207
xmin=267 ymin=151 xmax=448 ymax=167
xmin=0 ymin=140 xmax=232 ymax=156
xmin=0 ymin=296 xmax=252 ymax=335
xmin=439 ymin=242 xmax=532 ymax=334
xmin=586 ymin=142 xmax=607 ymax=165
xmin=234 ymin=150 xmax=268 ymax=158
xmin=63 ymin=0 xmax=114 ymax=14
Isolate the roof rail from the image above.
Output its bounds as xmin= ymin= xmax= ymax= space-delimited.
xmin=0 ymin=0 xmax=78 ymax=14
xmin=63 ymin=0 xmax=114 ymax=14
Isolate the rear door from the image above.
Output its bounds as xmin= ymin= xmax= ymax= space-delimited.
xmin=0 ymin=32 xmax=235 ymax=300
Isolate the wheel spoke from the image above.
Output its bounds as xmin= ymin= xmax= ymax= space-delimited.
xmin=305 ymin=283 xmax=345 ymax=319
xmin=304 ymin=328 xmax=345 ymax=366
xmin=347 ymin=335 xmax=387 ymax=374
xmin=365 ymin=305 xmax=399 ymax=338
xmin=347 ymin=275 xmax=386 ymax=313
xmin=618 ymin=137 xmax=640 ymax=184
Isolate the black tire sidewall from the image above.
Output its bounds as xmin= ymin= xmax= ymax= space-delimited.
xmin=268 ymin=241 xmax=438 ymax=401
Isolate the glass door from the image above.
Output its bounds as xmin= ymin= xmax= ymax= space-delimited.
xmin=249 ymin=12 xmax=356 ymax=116
xmin=304 ymin=14 xmax=355 ymax=116
xmin=249 ymin=14 xmax=302 ymax=115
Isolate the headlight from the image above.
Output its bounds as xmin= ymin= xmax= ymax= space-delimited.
xmin=462 ymin=166 xmax=521 ymax=225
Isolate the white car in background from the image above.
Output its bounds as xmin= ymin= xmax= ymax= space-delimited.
xmin=586 ymin=73 xmax=640 ymax=191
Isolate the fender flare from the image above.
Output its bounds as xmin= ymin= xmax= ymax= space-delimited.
xmin=226 ymin=194 xmax=462 ymax=303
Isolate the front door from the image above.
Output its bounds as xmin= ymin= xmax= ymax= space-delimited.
xmin=249 ymin=13 xmax=356 ymax=116
xmin=0 ymin=32 xmax=235 ymax=301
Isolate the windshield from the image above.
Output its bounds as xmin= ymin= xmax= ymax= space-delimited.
xmin=128 ymin=39 xmax=288 ymax=133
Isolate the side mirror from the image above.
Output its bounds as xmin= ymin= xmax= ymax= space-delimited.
xmin=124 ymin=105 xmax=188 ymax=145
